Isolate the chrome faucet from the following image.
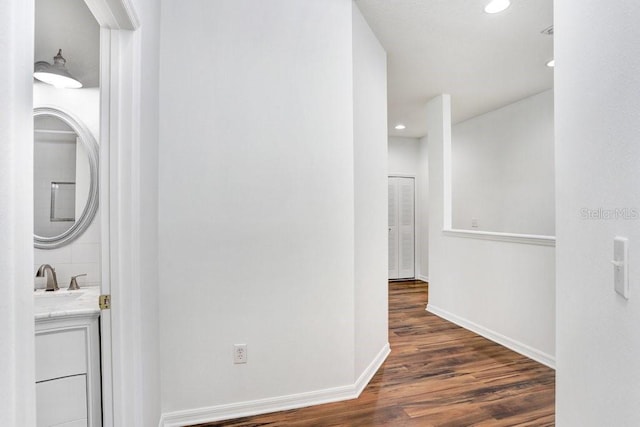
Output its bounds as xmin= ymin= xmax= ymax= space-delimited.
xmin=36 ymin=264 xmax=59 ymax=291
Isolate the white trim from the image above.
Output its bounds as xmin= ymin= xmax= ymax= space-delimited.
xmin=98 ymin=26 xmax=114 ymax=427
xmin=388 ymin=172 xmax=416 ymax=178
xmin=443 ymin=228 xmax=556 ymax=247
xmin=84 ymin=0 xmax=139 ymax=30
xmin=159 ymin=343 xmax=390 ymax=427
xmin=417 ymin=274 xmax=429 ymax=282
xmin=426 ymin=304 xmax=555 ymax=369
xmin=354 ymin=343 xmax=390 ymax=396
xmin=107 ymin=27 xmax=146 ymax=427
xmin=84 ymin=0 xmax=140 ymax=424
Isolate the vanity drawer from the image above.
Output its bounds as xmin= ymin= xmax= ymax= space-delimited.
xmin=35 ymin=328 xmax=87 ymax=382
xmin=36 ymin=374 xmax=87 ymax=427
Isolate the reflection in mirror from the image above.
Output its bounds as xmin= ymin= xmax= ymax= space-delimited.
xmin=50 ymin=182 xmax=76 ymax=222
xmin=33 ymin=107 xmax=98 ymax=249
xmin=450 ymin=90 xmax=555 ymax=237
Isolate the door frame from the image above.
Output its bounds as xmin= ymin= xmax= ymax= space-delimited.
xmin=85 ymin=2 xmax=142 ymax=425
xmin=388 ymin=174 xmax=418 ymax=280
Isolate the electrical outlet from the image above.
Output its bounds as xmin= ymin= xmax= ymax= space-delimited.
xmin=471 ymin=218 xmax=479 ymax=228
xmin=233 ymin=344 xmax=247 ymax=364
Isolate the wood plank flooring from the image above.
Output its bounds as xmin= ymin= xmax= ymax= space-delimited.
xmin=195 ymin=280 xmax=555 ymax=426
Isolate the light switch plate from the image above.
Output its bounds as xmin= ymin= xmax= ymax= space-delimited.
xmin=614 ymin=237 xmax=629 ymax=299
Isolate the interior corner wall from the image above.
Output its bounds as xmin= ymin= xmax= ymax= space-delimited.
xmin=556 ymin=1 xmax=640 ymax=425
xmin=451 ymin=90 xmax=555 ymax=235
xmin=158 ymin=0 xmax=360 ymax=419
xmin=387 ymin=136 xmax=429 ymax=281
xmin=0 ymin=0 xmax=36 ymax=425
xmin=352 ymin=1 xmax=389 ymax=379
xmin=427 ymin=95 xmax=555 ymax=367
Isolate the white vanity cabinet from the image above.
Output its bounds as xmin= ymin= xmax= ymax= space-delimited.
xmin=35 ymin=312 xmax=101 ymax=427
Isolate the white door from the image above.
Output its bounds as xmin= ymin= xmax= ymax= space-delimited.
xmin=388 ymin=177 xmax=415 ymax=279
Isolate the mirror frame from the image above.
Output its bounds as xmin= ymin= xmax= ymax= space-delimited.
xmin=33 ymin=106 xmax=99 ymax=249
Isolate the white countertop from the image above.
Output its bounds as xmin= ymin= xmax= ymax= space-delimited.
xmin=34 ymin=286 xmax=101 ymax=321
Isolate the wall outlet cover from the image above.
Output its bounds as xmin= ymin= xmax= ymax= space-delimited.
xmin=233 ymin=344 xmax=247 ymax=364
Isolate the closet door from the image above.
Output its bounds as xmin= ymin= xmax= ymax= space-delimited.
xmin=388 ymin=177 xmax=415 ymax=279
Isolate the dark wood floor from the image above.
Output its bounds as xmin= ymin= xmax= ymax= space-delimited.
xmin=196 ymin=280 xmax=555 ymax=426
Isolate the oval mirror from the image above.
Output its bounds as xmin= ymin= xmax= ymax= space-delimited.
xmin=33 ymin=106 xmax=99 ymax=249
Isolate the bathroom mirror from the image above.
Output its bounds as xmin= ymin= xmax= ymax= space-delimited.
xmin=33 ymin=106 xmax=99 ymax=249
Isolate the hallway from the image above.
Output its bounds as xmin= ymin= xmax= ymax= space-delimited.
xmin=197 ymin=280 xmax=555 ymax=426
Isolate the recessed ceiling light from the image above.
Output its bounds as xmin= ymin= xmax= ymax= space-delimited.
xmin=546 ymin=59 xmax=555 ymax=67
xmin=484 ymin=0 xmax=511 ymax=14
xmin=394 ymin=124 xmax=406 ymax=130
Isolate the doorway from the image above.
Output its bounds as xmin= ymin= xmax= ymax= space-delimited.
xmin=388 ymin=176 xmax=415 ymax=280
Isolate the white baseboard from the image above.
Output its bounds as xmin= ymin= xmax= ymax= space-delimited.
xmin=417 ymin=274 xmax=429 ymax=283
xmin=159 ymin=343 xmax=390 ymax=427
xmin=426 ymin=304 xmax=555 ymax=369
xmin=354 ymin=342 xmax=391 ymax=395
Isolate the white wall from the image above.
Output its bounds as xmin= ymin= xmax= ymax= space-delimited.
xmin=33 ymin=85 xmax=102 ymax=288
xmin=158 ymin=0 xmax=387 ymax=423
xmin=418 ymin=136 xmax=429 ymax=281
xmin=388 ymin=136 xmax=429 ymax=280
xmin=556 ymin=1 xmax=640 ymax=425
xmin=427 ymin=95 xmax=555 ymax=367
xmin=452 ymin=90 xmax=555 ymax=236
xmin=388 ymin=136 xmax=420 ymax=175
xmin=352 ymin=2 xmax=389 ymax=379
xmin=0 ymin=0 xmax=36 ymax=424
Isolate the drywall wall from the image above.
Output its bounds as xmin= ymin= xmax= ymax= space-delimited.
xmin=427 ymin=95 xmax=555 ymax=367
xmin=33 ymin=85 xmax=102 ymax=288
xmin=388 ymin=136 xmax=420 ymax=176
xmin=352 ymin=2 xmax=389 ymax=379
xmin=158 ymin=1 xmax=386 ymax=423
xmin=418 ymin=136 xmax=429 ymax=281
xmin=0 ymin=0 xmax=36 ymax=424
xmin=158 ymin=1 xmax=355 ymax=409
xmin=388 ymin=136 xmax=429 ymax=280
xmin=452 ymin=90 xmax=554 ymax=236
xmin=556 ymin=1 xmax=640 ymax=425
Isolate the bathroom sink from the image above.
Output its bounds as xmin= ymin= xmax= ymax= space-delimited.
xmin=33 ymin=287 xmax=100 ymax=319
xmin=34 ymin=290 xmax=85 ymax=314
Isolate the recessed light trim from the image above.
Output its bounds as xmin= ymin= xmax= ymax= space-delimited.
xmin=546 ymin=59 xmax=555 ymax=67
xmin=394 ymin=124 xmax=406 ymax=130
xmin=484 ymin=0 xmax=511 ymax=14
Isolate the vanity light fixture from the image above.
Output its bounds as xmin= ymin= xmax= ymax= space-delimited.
xmin=33 ymin=49 xmax=83 ymax=89
xmin=394 ymin=124 xmax=406 ymax=130
xmin=484 ymin=0 xmax=511 ymax=14
xmin=546 ymin=59 xmax=555 ymax=67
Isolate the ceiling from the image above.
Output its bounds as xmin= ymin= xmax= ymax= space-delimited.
xmin=355 ymin=0 xmax=554 ymax=138
xmin=32 ymin=0 xmax=552 ymax=135
xmin=35 ymin=0 xmax=100 ymax=88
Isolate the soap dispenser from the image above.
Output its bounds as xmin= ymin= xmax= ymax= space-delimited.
xmin=68 ymin=274 xmax=87 ymax=290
